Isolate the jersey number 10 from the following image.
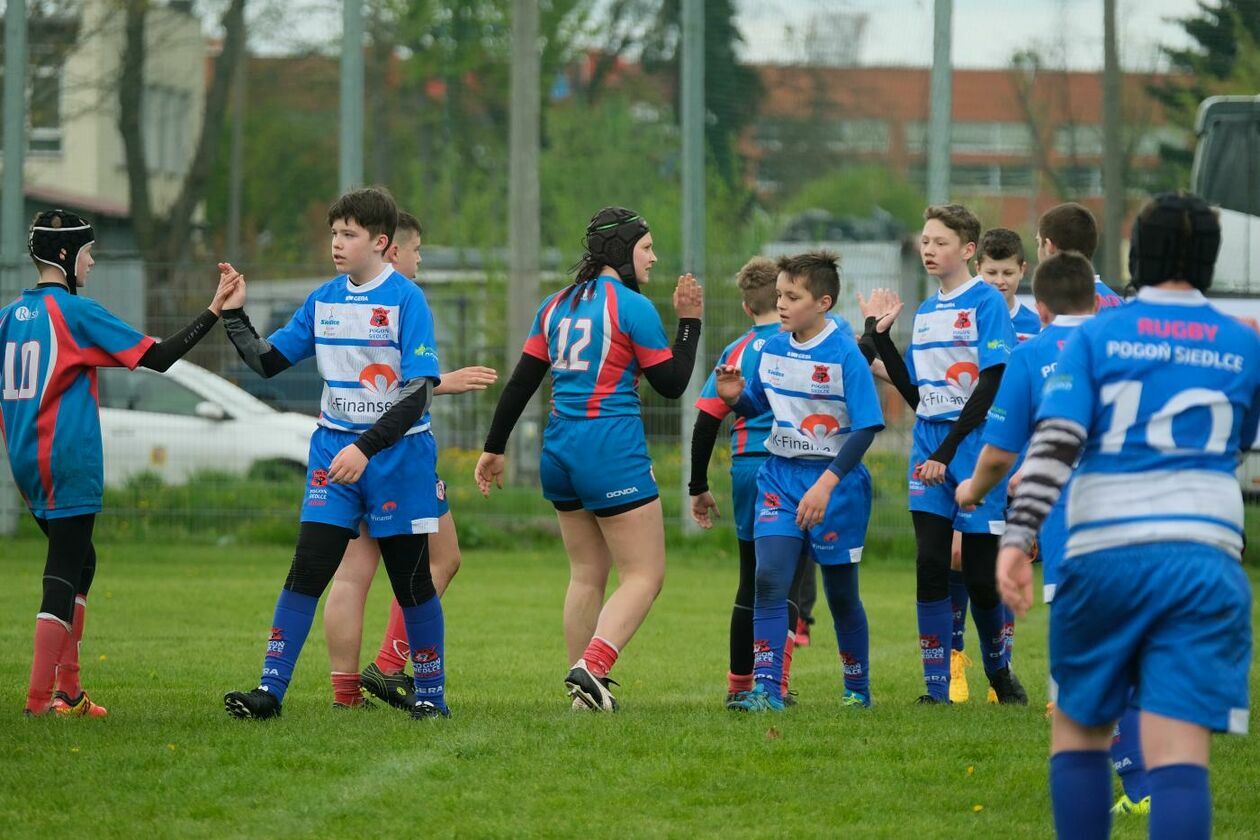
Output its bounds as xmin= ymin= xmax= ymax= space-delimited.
xmin=1100 ymin=381 xmax=1232 ymax=454
xmin=2 ymin=341 xmax=40 ymax=401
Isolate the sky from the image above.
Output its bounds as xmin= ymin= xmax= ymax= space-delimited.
xmin=735 ymin=0 xmax=1203 ymax=70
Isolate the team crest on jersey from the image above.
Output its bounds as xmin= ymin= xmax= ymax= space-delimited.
xmin=370 ymin=307 xmax=390 ymax=327
xmin=811 ymin=365 xmax=831 ymax=384
xmin=954 ymin=311 xmax=971 ymax=330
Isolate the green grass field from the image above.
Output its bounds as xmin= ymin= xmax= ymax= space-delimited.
xmin=1 ymin=538 xmax=1257 ymax=838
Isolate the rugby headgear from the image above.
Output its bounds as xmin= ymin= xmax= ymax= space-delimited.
xmin=1128 ymin=192 xmax=1220 ymax=291
xmin=584 ymin=207 xmax=649 ymax=291
xmin=29 ymin=209 xmax=95 ymax=294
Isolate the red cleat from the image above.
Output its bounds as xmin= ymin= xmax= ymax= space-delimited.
xmin=795 ymin=617 xmax=811 ymax=647
xmin=51 ymin=691 xmax=108 ymax=718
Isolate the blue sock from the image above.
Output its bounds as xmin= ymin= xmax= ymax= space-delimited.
xmin=1111 ymin=703 xmax=1150 ymax=802
xmin=1148 ymin=764 xmax=1210 ymax=840
xmin=752 ymin=536 xmax=802 ymax=697
xmin=822 ymin=565 xmax=869 ymax=700
xmin=948 ymin=569 xmax=968 ymax=652
xmin=259 ymin=589 xmax=318 ymax=702
xmin=1049 ymin=751 xmax=1112 ymax=840
xmin=402 ymin=595 xmax=446 ymax=709
xmin=916 ymin=598 xmax=952 ymax=700
xmin=970 ymin=600 xmax=1008 ymax=677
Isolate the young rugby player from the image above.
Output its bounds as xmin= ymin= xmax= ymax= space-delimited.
xmin=1036 ymin=202 xmax=1125 ymax=309
xmin=860 ymin=204 xmax=1027 ymax=705
xmin=475 ymin=207 xmax=703 ymax=711
xmin=321 ymin=211 xmax=497 ymax=710
xmin=2 ymin=209 xmax=240 ymax=716
xmin=220 ymin=187 xmax=450 ymax=720
xmin=999 ymin=192 xmax=1256 ymax=840
xmin=716 ymin=252 xmax=883 ymax=712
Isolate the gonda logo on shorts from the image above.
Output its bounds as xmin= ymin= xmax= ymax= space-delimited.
xmin=605 ymin=486 xmax=639 ymax=499
xmin=359 ymin=364 xmax=399 ymax=395
xmin=381 ymin=500 xmax=398 ymax=512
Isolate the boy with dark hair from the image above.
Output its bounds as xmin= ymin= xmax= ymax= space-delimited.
xmin=1036 ymin=202 xmax=1125 ymax=309
xmin=861 ymin=204 xmax=1027 ymax=705
xmin=717 ymin=251 xmax=884 ymax=712
xmin=2 ymin=209 xmax=240 ymax=716
xmin=691 ymin=256 xmax=815 ymax=706
xmin=322 ymin=209 xmax=497 ymax=710
xmin=999 ymin=192 xmax=1256 ymax=839
xmin=220 ymin=186 xmax=451 ymax=720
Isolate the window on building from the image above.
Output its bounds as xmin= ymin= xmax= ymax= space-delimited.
xmin=1054 ymin=125 xmax=1104 ymax=157
xmin=905 ymin=121 xmax=1030 ymax=155
xmin=0 ymin=64 xmax=64 ymax=155
xmin=827 ymin=119 xmax=890 ymax=153
xmin=142 ymin=86 xmax=193 ymax=176
xmin=1060 ymin=166 xmax=1103 ymax=195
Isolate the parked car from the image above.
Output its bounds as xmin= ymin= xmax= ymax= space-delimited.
xmin=97 ymin=360 xmax=316 ymax=486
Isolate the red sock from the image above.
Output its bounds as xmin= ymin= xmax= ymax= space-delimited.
xmin=727 ymin=672 xmax=753 ymax=694
xmin=581 ymin=637 xmax=619 ymax=679
xmin=781 ymin=630 xmax=797 ymax=698
xmin=331 ymin=672 xmax=364 ymax=706
xmin=55 ymin=595 xmax=87 ymax=698
xmin=374 ymin=599 xmax=409 ymax=673
xmin=27 ymin=615 xmax=71 ymax=714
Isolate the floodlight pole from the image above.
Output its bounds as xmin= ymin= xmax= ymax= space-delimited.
xmin=1102 ymin=0 xmax=1124 ymax=284
xmin=340 ymin=0 xmax=364 ymax=191
xmin=927 ymin=0 xmax=952 ymax=205
xmin=0 ymin=0 xmax=28 ymax=535
xmin=680 ymin=0 xmax=705 ymax=532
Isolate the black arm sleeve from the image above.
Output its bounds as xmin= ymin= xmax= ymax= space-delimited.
xmin=353 ymin=378 xmax=435 ymax=459
xmin=867 ymin=318 xmax=919 ymax=409
xmin=688 ymin=410 xmax=724 ymax=496
xmin=221 ymin=308 xmax=292 ymax=378
xmin=137 ymin=309 xmax=220 ymax=372
xmin=928 ymin=364 xmax=1005 ymax=465
xmin=483 ymin=353 xmax=550 ymax=455
xmin=641 ymin=318 xmax=702 ymax=399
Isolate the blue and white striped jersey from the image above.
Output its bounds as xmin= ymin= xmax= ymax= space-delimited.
xmin=268 ymin=266 xmax=441 ymax=435
xmin=1038 ymin=287 xmax=1260 ymax=560
xmin=1011 ymin=300 xmax=1042 ymax=342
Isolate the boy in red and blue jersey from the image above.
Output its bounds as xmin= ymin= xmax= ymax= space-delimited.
xmin=1 ymin=209 xmax=238 ymax=717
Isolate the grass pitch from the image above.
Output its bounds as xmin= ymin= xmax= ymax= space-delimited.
xmin=1 ymin=538 xmax=1257 ymax=838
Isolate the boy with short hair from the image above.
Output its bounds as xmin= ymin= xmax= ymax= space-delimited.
xmin=716 ymin=252 xmax=884 ymax=712
xmin=321 ymin=210 xmax=496 ymax=710
xmin=2 ymin=209 xmax=239 ymax=717
xmin=220 ymin=186 xmax=451 ymax=720
xmin=1036 ymin=202 xmax=1125 ymax=309
xmin=999 ymin=191 xmax=1256 ymax=839
xmin=861 ymin=204 xmax=1027 ymax=704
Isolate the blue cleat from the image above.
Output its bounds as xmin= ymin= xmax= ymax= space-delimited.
xmin=729 ymin=684 xmax=785 ymax=712
xmin=841 ymin=689 xmax=871 ymax=709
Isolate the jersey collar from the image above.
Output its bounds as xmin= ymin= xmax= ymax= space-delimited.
xmin=1008 ymin=299 xmax=1024 ymax=318
xmin=937 ymin=275 xmax=982 ymax=301
xmin=1051 ymin=314 xmax=1091 ymax=327
xmin=789 ymin=318 xmax=837 ymax=351
xmin=1136 ymin=286 xmax=1209 ymax=307
xmin=344 ymin=264 xmax=394 ymax=294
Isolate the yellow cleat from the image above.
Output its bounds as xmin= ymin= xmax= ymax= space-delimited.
xmin=1111 ymin=795 xmax=1151 ymax=816
xmin=949 ymin=650 xmax=972 ymax=703
xmin=51 ymin=691 xmax=108 ymax=718
xmin=987 ymin=687 xmax=998 ymax=704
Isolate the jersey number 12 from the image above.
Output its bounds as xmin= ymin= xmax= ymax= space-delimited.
xmin=554 ymin=317 xmax=592 ymax=371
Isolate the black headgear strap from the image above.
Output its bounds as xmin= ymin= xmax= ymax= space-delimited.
xmin=1128 ymin=192 xmax=1221 ymax=292
xmin=585 ymin=207 xmax=649 ymax=292
xmin=29 ymin=209 xmax=95 ymax=295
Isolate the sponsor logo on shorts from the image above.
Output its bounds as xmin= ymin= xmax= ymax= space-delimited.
xmin=311 ymin=469 xmax=329 ymax=488
xmin=606 ymin=486 xmax=640 ymax=499
xmin=822 ymin=531 xmax=839 ymax=543
xmin=382 ymin=500 xmax=398 ymax=512
xmin=763 ymin=492 xmax=780 ymax=509
xmin=753 ymin=639 xmax=774 ymax=670
xmin=920 ymin=633 xmax=946 ymax=665
xmin=435 ymin=479 xmax=447 ymax=501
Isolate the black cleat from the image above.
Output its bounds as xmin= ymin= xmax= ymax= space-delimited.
xmin=916 ymin=693 xmax=948 ymax=705
xmin=360 ymin=662 xmax=415 ymax=710
xmin=987 ymin=667 xmax=1029 ymax=705
xmin=410 ymin=700 xmax=451 ymax=720
xmin=565 ymin=661 xmax=619 ymax=712
xmin=225 ymin=687 xmax=282 ymax=719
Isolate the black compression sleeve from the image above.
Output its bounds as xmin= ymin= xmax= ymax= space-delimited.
xmin=688 ymin=410 xmax=723 ymax=496
xmin=138 ymin=309 xmax=220 ymax=372
xmin=353 ymin=378 xmax=435 ymax=459
xmin=221 ymin=307 xmax=292 ymax=378
xmin=483 ymin=353 xmax=550 ymax=454
xmin=928 ymin=364 xmax=1005 ymax=465
xmin=869 ymin=321 xmax=919 ymax=409
xmin=642 ymin=318 xmax=702 ymax=399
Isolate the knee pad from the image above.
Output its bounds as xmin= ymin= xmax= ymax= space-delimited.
xmin=283 ymin=522 xmax=354 ymax=597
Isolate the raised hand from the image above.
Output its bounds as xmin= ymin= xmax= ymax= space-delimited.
xmin=856 ymin=288 xmax=903 ymax=333
xmin=435 ymin=365 xmax=498 ymax=396
xmin=214 ymin=262 xmax=246 ymax=314
xmin=714 ymin=364 xmax=745 ymax=405
xmin=673 ymin=273 xmax=703 ymax=320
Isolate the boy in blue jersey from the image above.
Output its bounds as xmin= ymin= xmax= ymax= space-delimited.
xmin=1037 ymin=202 xmax=1126 ymax=310
xmin=477 ymin=207 xmax=703 ymax=711
xmin=2 ymin=209 xmax=241 ymax=716
xmin=948 ymin=227 xmax=1033 ymax=703
xmin=220 ymin=187 xmax=451 ymax=721
xmin=1000 ymin=193 xmax=1257 ymax=840
xmin=322 ymin=211 xmax=497 ymax=710
xmin=690 ymin=257 xmax=814 ymax=706
xmin=861 ymin=204 xmax=1028 ymax=704
xmin=716 ymin=252 xmax=884 ymax=712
